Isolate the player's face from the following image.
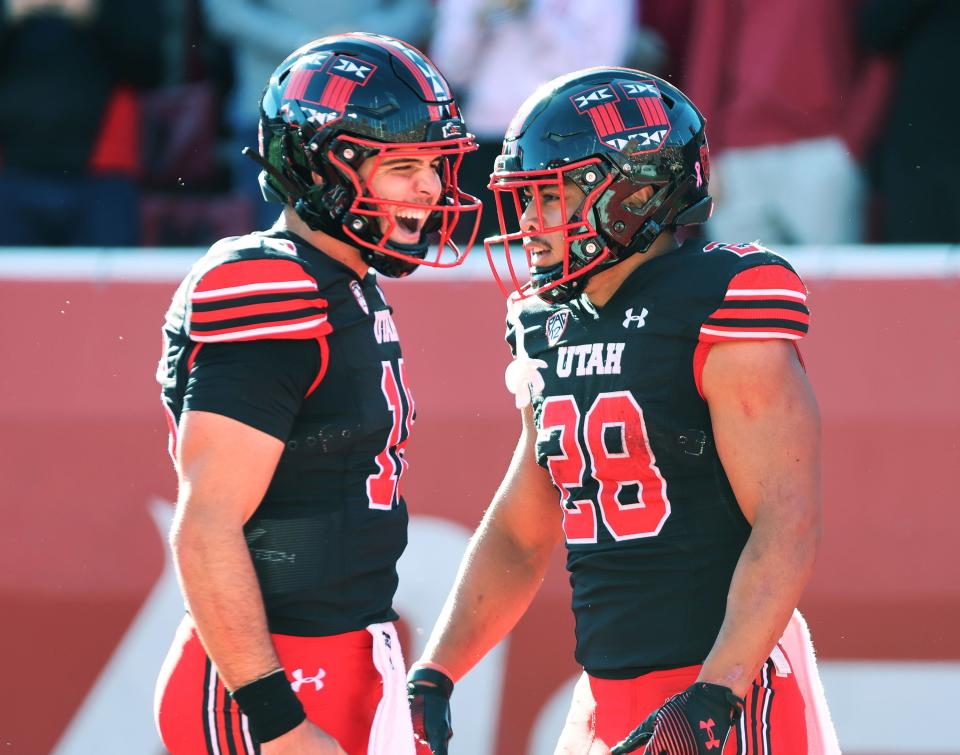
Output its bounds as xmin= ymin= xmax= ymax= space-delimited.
xmin=519 ymin=178 xmax=586 ymax=271
xmin=358 ymin=154 xmax=444 ymax=245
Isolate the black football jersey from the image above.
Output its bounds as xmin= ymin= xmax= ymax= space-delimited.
xmin=506 ymin=239 xmax=810 ymax=677
xmin=158 ymin=230 xmax=415 ymax=636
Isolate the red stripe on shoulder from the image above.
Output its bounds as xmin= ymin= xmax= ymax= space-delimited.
xmin=697 ymin=263 xmax=811 ymax=343
xmin=187 ymin=257 xmax=332 ymax=343
xmin=192 ymin=315 xmax=333 ymax=343
xmin=724 ymin=265 xmax=808 ymax=301
xmin=699 ymin=324 xmax=806 ymax=342
xmin=192 ymin=259 xmax=318 ymax=302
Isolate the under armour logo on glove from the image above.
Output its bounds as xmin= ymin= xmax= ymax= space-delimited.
xmin=290 ymin=667 xmax=326 ymax=693
xmin=699 ymin=719 xmax=721 ymax=749
xmin=611 ymin=682 xmax=743 ymax=754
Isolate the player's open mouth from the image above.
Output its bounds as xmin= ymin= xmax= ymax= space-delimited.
xmin=394 ymin=207 xmax=430 ymax=235
xmin=524 ymin=242 xmax=552 ymax=266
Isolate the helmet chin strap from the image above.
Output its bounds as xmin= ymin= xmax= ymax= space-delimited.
xmin=384 ymin=236 xmax=428 ymax=256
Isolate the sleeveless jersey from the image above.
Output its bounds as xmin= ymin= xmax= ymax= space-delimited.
xmin=158 ymin=230 xmax=414 ymax=636
xmin=506 ymin=239 xmax=810 ymax=677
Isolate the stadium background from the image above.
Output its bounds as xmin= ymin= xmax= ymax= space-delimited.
xmin=0 ymin=246 xmax=956 ymax=754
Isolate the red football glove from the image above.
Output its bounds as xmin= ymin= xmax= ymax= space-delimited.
xmin=611 ymin=682 xmax=744 ymax=754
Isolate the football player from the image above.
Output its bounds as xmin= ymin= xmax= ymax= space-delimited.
xmin=154 ymin=33 xmax=480 ymax=755
xmin=408 ymin=68 xmax=833 ymax=754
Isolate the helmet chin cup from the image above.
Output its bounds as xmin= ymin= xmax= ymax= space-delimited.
xmin=358 ymin=225 xmax=428 ymax=279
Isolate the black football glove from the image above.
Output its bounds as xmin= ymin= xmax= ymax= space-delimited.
xmin=407 ymin=667 xmax=454 ymax=755
xmin=611 ymin=682 xmax=744 ymax=755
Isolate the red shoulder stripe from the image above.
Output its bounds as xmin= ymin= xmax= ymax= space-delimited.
xmin=189 ymin=297 xmax=324 ymax=324
xmin=722 ymin=265 xmax=808 ymax=301
xmin=189 ymin=259 xmax=331 ymax=342
xmin=699 ymin=264 xmax=810 ymax=342
xmin=192 ymin=313 xmax=332 ymax=343
xmin=191 ymin=259 xmax=318 ymax=303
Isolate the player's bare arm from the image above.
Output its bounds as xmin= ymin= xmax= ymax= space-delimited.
xmin=697 ymin=339 xmax=822 ymax=698
xmin=416 ymin=404 xmax=564 ymax=681
xmin=172 ymin=410 xmax=344 ymax=754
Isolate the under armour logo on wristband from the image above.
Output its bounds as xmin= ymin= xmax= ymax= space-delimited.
xmin=290 ymin=667 xmax=326 ymax=692
xmin=700 ymin=718 xmax=720 ymax=749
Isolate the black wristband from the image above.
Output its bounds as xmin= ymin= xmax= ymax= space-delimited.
xmin=230 ymin=669 xmax=306 ymax=743
xmin=408 ymin=667 xmax=454 ymax=699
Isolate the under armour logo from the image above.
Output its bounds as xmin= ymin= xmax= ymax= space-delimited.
xmin=700 ymin=718 xmax=721 ymax=749
xmin=381 ymin=630 xmax=395 ymax=668
xmin=290 ymin=667 xmax=326 ymax=693
xmin=623 ymin=307 xmax=648 ymax=328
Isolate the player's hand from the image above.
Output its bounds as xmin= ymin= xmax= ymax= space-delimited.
xmin=260 ymin=719 xmax=347 ymax=754
xmin=611 ymin=682 xmax=743 ymax=754
xmin=408 ymin=667 xmax=454 ymax=754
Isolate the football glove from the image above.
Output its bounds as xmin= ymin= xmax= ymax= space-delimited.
xmin=611 ymin=682 xmax=744 ymax=754
xmin=407 ymin=667 xmax=454 ymax=755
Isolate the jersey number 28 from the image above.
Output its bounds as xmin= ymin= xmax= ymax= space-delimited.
xmin=541 ymin=391 xmax=671 ymax=543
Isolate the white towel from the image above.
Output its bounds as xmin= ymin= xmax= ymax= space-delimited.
xmin=779 ymin=610 xmax=842 ymax=754
xmin=366 ymin=623 xmax=416 ymax=755
xmin=505 ymin=293 xmax=547 ymax=409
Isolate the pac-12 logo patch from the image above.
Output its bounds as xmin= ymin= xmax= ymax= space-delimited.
xmin=350 ymin=280 xmax=369 ymax=314
xmin=546 ymin=310 xmax=570 ymax=346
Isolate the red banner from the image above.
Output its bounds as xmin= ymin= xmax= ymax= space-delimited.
xmin=1 ymin=251 xmax=957 ymax=754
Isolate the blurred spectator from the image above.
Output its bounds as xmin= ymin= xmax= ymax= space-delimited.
xmin=858 ymin=0 xmax=960 ymax=243
xmin=430 ymin=0 xmax=634 ymax=240
xmin=203 ymin=0 xmax=435 ymax=232
xmin=0 ymin=0 xmax=165 ymax=246
xmin=685 ymin=0 xmax=890 ymax=246
xmin=636 ymin=0 xmax=695 ymax=85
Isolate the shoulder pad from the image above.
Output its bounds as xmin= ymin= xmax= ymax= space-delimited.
xmin=187 ymin=250 xmax=332 ymax=343
xmin=699 ymin=243 xmax=810 ymax=342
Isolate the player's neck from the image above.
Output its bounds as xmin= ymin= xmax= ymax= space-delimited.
xmin=584 ymin=232 xmax=678 ymax=308
xmin=274 ymin=206 xmax=371 ymax=278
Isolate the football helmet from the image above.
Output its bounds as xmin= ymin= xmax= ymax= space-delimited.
xmin=252 ymin=33 xmax=482 ymax=277
xmin=485 ymin=67 xmax=712 ymax=302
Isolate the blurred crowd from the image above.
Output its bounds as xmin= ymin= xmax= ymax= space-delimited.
xmin=0 ymin=0 xmax=956 ymax=248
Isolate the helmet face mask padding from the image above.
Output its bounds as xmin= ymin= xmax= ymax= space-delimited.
xmin=255 ymin=33 xmax=482 ymax=277
xmin=485 ymin=67 xmax=713 ymax=302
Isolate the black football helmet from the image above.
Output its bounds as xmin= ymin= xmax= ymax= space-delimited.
xmin=485 ymin=67 xmax=713 ymax=302
xmin=253 ymin=33 xmax=482 ymax=277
